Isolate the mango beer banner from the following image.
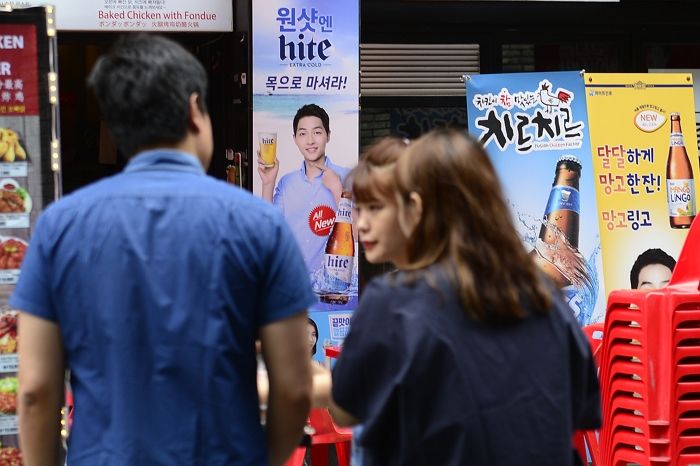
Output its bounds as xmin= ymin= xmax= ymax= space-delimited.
xmin=584 ymin=73 xmax=699 ymax=295
xmin=466 ymin=71 xmax=606 ymax=325
xmin=252 ymin=0 xmax=359 ymax=364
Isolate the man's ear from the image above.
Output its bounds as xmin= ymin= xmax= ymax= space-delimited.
xmin=399 ymin=192 xmax=423 ymax=238
xmin=188 ymin=93 xmax=206 ymax=133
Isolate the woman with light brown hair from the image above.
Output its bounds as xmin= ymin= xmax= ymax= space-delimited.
xmin=330 ymin=128 xmax=600 ymax=466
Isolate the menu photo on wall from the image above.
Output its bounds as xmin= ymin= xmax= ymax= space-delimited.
xmin=466 ymin=70 xmax=606 ymax=325
xmin=585 ymin=73 xmax=699 ymax=294
xmin=0 ymin=6 xmax=61 ymax=461
xmin=252 ymin=0 xmax=359 ymax=362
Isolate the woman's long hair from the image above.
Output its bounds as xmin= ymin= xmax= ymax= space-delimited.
xmin=394 ymin=128 xmax=551 ymax=323
xmin=352 ymin=136 xmax=409 ymax=204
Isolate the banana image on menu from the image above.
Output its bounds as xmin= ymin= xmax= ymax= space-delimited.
xmin=0 ymin=128 xmax=29 ymax=178
xmin=0 ymin=129 xmax=27 ymax=164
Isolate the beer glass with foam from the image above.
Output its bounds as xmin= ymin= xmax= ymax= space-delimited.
xmin=258 ymin=132 xmax=277 ymax=168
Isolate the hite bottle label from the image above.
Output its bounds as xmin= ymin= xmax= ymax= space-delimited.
xmin=324 ymin=254 xmax=353 ymax=284
xmin=324 ymin=197 xmax=354 ymax=286
xmin=544 ymin=185 xmax=580 ymax=215
xmin=334 ymin=201 xmax=352 ymax=224
xmin=667 ymin=179 xmax=696 ymax=217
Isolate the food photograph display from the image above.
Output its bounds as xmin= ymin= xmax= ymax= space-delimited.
xmin=0 ymin=129 xmax=30 ymax=182
xmin=0 ymin=128 xmax=29 ymax=163
xmin=0 ymin=9 xmax=63 ymax=463
xmin=0 ymin=308 xmax=19 ymax=464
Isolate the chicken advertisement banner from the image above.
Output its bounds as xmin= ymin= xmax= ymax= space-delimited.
xmin=252 ymin=0 xmax=359 ymax=365
xmin=584 ymin=73 xmax=699 ymax=294
xmin=0 ymin=8 xmax=62 ymax=461
xmin=466 ymin=71 xmax=606 ymax=325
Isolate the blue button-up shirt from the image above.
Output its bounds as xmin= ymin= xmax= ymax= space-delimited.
xmin=273 ymin=156 xmax=350 ymax=276
xmin=11 ymin=150 xmax=315 ymax=465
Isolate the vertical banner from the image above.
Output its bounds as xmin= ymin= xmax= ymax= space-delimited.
xmin=0 ymin=7 xmax=60 ymax=461
xmin=252 ymin=0 xmax=359 ymax=364
xmin=585 ymin=73 xmax=699 ymax=294
xmin=466 ymin=71 xmax=606 ymax=325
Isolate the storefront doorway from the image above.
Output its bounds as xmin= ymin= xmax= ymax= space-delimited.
xmin=56 ymin=31 xmax=249 ymax=195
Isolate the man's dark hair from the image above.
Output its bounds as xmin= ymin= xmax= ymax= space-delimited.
xmin=293 ymin=104 xmax=330 ymax=135
xmin=630 ymin=248 xmax=677 ymax=289
xmin=87 ymin=33 xmax=208 ymax=157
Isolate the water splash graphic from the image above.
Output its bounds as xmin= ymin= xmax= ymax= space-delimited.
xmin=515 ymin=206 xmax=600 ymax=325
xmin=310 ymin=258 xmax=359 ymax=297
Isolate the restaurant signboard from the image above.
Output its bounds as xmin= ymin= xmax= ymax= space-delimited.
xmin=3 ymin=0 xmax=232 ymax=31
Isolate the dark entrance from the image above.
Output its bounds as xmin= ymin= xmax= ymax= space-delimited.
xmin=56 ymin=31 xmax=249 ymax=195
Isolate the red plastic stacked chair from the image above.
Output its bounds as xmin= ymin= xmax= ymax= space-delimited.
xmin=283 ymin=446 xmax=307 ymax=466
xmin=582 ymin=322 xmax=605 ymax=373
xmin=308 ymin=408 xmax=352 ymax=466
xmin=599 ymin=219 xmax=700 ymax=465
xmin=283 ymin=408 xmax=352 ymax=466
xmin=575 ymin=322 xmax=604 ymax=466
xmin=285 ymin=349 xmax=352 ymax=466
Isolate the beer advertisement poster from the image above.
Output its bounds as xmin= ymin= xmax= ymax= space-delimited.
xmin=585 ymin=73 xmax=699 ymax=294
xmin=466 ymin=71 xmax=606 ymax=325
xmin=252 ymin=0 xmax=360 ymax=362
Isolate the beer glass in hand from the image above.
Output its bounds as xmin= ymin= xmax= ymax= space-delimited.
xmin=258 ymin=132 xmax=277 ymax=168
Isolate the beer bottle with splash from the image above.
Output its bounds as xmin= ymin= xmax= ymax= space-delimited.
xmin=320 ymin=191 xmax=355 ymax=304
xmin=532 ymin=155 xmax=581 ymax=288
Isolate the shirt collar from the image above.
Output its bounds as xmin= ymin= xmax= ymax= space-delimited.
xmin=124 ymin=149 xmax=206 ymax=175
xmin=299 ymin=155 xmax=333 ymax=178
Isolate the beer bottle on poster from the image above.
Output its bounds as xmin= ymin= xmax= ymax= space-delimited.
xmin=320 ymin=191 xmax=355 ymax=304
xmin=532 ymin=155 xmax=581 ymax=288
xmin=225 ymin=150 xmax=239 ymax=186
xmin=666 ymin=112 xmax=696 ymax=229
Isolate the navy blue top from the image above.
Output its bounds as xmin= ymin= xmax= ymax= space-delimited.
xmin=332 ymin=269 xmax=600 ymax=466
xmin=11 ymin=150 xmax=316 ymax=466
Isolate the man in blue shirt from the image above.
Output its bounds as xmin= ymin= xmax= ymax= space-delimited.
xmin=13 ymin=34 xmax=314 ymax=466
xmin=258 ymin=104 xmax=351 ymax=275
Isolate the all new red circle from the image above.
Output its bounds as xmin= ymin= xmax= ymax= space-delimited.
xmin=308 ymin=205 xmax=336 ymax=236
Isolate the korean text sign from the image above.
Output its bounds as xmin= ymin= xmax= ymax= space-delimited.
xmin=4 ymin=0 xmax=232 ymax=31
xmin=252 ymin=0 xmax=359 ymax=363
xmin=585 ymin=73 xmax=699 ymax=294
xmin=0 ymin=25 xmax=38 ymax=116
xmin=466 ymin=71 xmax=606 ymax=325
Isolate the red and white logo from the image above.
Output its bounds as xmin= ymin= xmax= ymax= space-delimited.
xmin=308 ymin=205 xmax=335 ymax=236
xmin=634 ymin=109 xmax=666 ymax=133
